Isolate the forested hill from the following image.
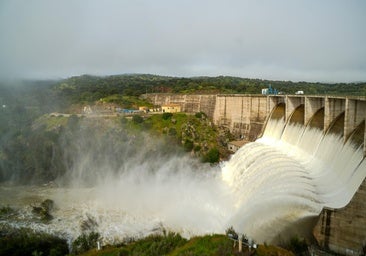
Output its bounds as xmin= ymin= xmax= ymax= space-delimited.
xmin=1 ymin=74 xmax=365 ymax=110
xmin=54 ymin=74 xmax=366 ymax=104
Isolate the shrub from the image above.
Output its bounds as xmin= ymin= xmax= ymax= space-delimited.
xmin=130 ymin=232 xmax=187 ymax=256
xmin=195 ymin=112 xmax=203 ymax=119
xmin=287 ymin=236 xmax=308 ymax=255
xmin=202 ymin=148 xmax=220 ymax=163
xmin=0 ymin=205 xmax=14 ymax=217
xmin=194 ymin=145 xmax=201 ymax=152
xmin=183 ymin=139 xmax=194 ymax=152
xmin=195 ymin=112 xmax=207 ymax=119
xmin=0 ymin=228 xmax=68 ymax=256
xmin=72 ymin=232 xmax=100 ymax=255
xmin=162 ymin=112 xmax=173 ymax=120
xmin=132 ymin=115 xmax=144 ymax=124
xmin=168 ymin=128 xmax=177 ymax=136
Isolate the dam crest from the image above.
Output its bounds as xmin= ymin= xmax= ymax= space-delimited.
xmin=147 ymin=93 xmax=366 ymax=254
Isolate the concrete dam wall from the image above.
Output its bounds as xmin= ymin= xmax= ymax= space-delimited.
xmin=147 ymin=94 xmax=366 ymax=153
xmin=146 ymin=93 xmax=366 ymax=254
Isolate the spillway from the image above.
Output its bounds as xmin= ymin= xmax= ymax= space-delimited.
xmin=221 ymin=118 xmax=366 ymax=242
xmin=1 ymin=118 xmax=365 ymax=245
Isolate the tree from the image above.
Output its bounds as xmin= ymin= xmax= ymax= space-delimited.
xmin=202 ymin=148 xmax=220 ymax=163
xmin=162 ymin=112 xmax=173 ymax=120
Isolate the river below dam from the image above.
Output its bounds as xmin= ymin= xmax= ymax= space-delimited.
xmin=1 ymin=119 xmax=365 ymax=246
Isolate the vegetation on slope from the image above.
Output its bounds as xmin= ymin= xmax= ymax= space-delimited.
xmin=0 ymin=108 xmax=231 ymax=184
xmin=0 ymin=226 xmax=69 ymax=256
xmin=77 ymin=233 xmax=296 ymax=256
xmin=53 ymin=74 xmax=366 ymax=105
xmin=0 ymin=225 xmax=297 ymax=256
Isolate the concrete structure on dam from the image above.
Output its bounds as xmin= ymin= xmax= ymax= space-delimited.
xmin=146 ymin=94 xmax=365 ymax=154
xmin=146 ymin=93 xmax=366 ymax=254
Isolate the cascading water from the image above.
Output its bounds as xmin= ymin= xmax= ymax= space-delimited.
xmin=1 ymin=118 xmax=365 ymax=245
xmin=222 ymin=118 xmax=366 ymax=242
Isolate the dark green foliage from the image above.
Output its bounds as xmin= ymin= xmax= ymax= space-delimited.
xmin=162 ymin=112 xmax=173 ymax=120
xmin=129 ymin=232 xmax=187 ymax=256
xmin=168 ymin=127 xmax=177 ymax=136
xmin=194 ymin=145 xmax=201 ymax=152
xmin=172 ymin=234 xmax=234 ymax=256
xmin=132 ymin=115 xmax=144 ymax=124
xmin=286 ymin=236 xmax=308 ymax=255
xmin=0 ymin=228 xmax=68 ymax=256
xmin=72 ymin=231 xmax=100 ymax=254
xmin=183 ymin=139 xmax=194 ymax=152
xmin=202 ymin=148 xmax=220 ymax=163
xmin=0 ymin=206 xmax=15 ymax=219
xmin=194 ymin=112 xmax=207 ymax=119
xmin=225 ymin=226 xmax=238 ymax=239
xmin=195 ymin=112 xmax=203 ymax=119
xmin=53 ymin=74 xmax=366 ymax=102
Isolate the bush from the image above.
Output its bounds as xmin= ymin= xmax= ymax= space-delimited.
xmin=195 ymin=112 xmax=203 ymax=119
xmin=72 ymin=231 xmax=100 ymax=254
xmin=130 ymin=232 xmax=187 ymax=256
xmin=132 ymin=115 xmax=144 ymax=124
xmin=202 ymin=148 xmax=220 ymax=163
xmin=287 ymin=236 xmax=308 ymax=255
xmin=168 ymin=128 xmax=177 ymax=136
xmin=162 ymin=112 xmax=173 ymax=120
xmin=195 ymin=112 xmax=207 ymax=119
xmin=194 ymin=145 xmax=202 ymax=152
xmin=183 ymin=139 xmax=194 ymax=152
xmin=0 ymin=228 xmax=68 ymax=256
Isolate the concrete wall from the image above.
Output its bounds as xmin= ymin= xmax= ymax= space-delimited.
xmin=146 ymin=94 xmax=269 ymax=141
xmin=146 ymin=94 xmax=217 ymax=118
xmin=313 ymin=179 xmax=366 ymax=255
xmin=146 ymin=93 xmax=366 ymax=153
xmin=212 ymin=95 xmax=268 ymax=140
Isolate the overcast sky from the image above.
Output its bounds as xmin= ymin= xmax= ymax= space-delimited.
xmin=0 ymin=0 xmax=365 ymax=82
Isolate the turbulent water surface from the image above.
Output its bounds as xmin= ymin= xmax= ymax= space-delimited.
xmin=1 ymin=119 xmax=365 ymax=245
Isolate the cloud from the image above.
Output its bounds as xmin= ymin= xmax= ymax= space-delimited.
xmin=0 ymin=0 xmax=365 ymax=82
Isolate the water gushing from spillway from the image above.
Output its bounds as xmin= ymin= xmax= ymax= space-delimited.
xmin=1 ymin=118 xmax=365 ymax=244
xmin=222 ymin=118 xmax=365 ymax=241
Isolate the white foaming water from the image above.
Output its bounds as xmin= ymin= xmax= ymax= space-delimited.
xmin=222 ymin=118 xmax=366 ymax=241
xmin=1 ymin=119 xmax=365 ymax=244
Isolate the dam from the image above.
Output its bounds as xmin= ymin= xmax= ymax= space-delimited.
xmin=147 ymin=93 xmax=366 ymax=255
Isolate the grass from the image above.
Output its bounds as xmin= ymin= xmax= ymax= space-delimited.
xmin=169 ymin=234 xmax=233 ymax=256
xmin=79 ymin=234 xmax=296 ymax=256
